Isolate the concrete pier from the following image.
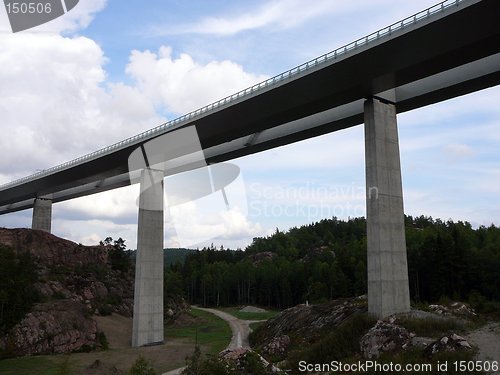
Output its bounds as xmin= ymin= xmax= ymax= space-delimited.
xmin=364 ymin=97 xmax=411 ymax=318
xmin=132 ymin=168 xmax=165 ymax=347
xmin=32 ymin=198 xmax=52 ymax=233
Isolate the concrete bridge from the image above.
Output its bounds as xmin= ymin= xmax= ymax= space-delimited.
xmin=1 ymin=0 xmax=499 ymax=347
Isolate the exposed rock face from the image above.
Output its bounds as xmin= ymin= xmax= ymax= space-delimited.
xmin=0 ymin=228 xmax=135 ymax=356
xmin=251 ymin=251 xmax=276 ymax=265
xmin=263 ymin=335 xmax=290 ymax=357
xmin=424 ymin=333 xmax=473 ymax=357
xmin=360 ymin=318 xmax=413 ymax=359
xmin=0 ymin=228 xmax=108 ymax=268
xmin=166 ymin=299 xmax=198 ymax=327
xmin=3 ymin=228 xmax=135 ymax=318
xmin=1 ymin=301 xmax=98 ymax=356
xmin=251 ymin=298 xmax=366 ymax=358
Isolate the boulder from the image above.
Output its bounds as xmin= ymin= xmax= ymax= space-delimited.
xmin=360 ymin=318 xmax=413 ymax=359
xmin=424 ymin=333 xmax=473 ymax=357
xmin=263 ymin=335 xmax=290 ymax=357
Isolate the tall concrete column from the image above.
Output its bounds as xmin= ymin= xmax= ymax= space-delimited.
xmin=364 ymin=97 xmax=410 ymax=318
xmin=32 ymin=197 xmax=52 ymax=233
xmin=132 ymin=168 xmax=164 ymax=347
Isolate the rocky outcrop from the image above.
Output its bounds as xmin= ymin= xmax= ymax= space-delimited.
xmin=0 ymin=301 xmax=99 ymax=356
xmin=360 ymin=318 xmax=413 ymax=359
xmin=251 ymin=298 xmax=366 ymax=357
xmin=424 ymin=333 xmax=473 ymax=357
xmin=428 ymin=302 xmax=477 ymax=318
xmin=0 ymin=228 xmax=109 ymax=268
xmin=165 ymin=297 xmax=193 ymax=326
xmin=0 ymin=228 xmax=135 ymax=357
xmin=263 ymin=335 xmax=290 ymax=357
xmin=251 ymin=251 xmax=276 ymax=265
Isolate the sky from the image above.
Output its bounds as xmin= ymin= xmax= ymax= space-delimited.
xmin=0 ymin=0 xmax=499 ymax=249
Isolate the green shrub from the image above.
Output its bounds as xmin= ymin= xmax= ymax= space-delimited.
xmin=98 ymin=331 xmax=109 ymax=350
xmin=129 ymin=356 xmax=156 ymax=375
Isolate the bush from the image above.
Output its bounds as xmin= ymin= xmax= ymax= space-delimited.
xmin=97 ymin=304 xmax=113 ymax=316
xmin=98 ymin=331 xmax=109 ymax=350
xmin=129 ymin=356 xmax=156 ymax=375
xmin=182 ymin=346 xmax=269 ymax=375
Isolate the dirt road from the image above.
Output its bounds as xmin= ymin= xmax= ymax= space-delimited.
xmin=466 ymin=322 xmax=500 ymax=374
xmin=163 ymin=307 xmax=261 ymax=375
xmin=195 ymin=306 xmax=261 ymax=349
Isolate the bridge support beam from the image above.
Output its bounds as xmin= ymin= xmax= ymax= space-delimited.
xmin=364 ymin=97 xmax=410 ymax=318
xmin=132 ymin=168 xmax=164 ymax=347
xmin=32 ymin=198 xmax=52 ymax=233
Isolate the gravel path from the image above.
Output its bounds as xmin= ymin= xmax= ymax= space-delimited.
xmin=196 ymin=306 xmax=261 ymax=349
xmin=465 ymin=322 xmax=500 ymax=374
xmin=163 ymin=307 xmax=262 ymax=375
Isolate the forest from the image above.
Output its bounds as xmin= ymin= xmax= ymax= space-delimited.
xmin=165 ymin=216 xmax=500 ymax=310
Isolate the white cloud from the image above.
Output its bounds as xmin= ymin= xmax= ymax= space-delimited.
xmin=59 ymin=185 xmax=139 ymax=222
xmin=0 ymin=32 xmax=164 ymax=176
xmin=151 ymin=0 xmax=417 ymax=37
xmin=169 ymin=0 xmax=336 ymax=36
xmin=125 ymin=46 xmax=268 ymax=114
xmin=53 ymin=218 xmax=137 ymax=246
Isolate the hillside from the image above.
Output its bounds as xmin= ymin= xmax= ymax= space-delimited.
xmin=0 ymin=228 xmax=134 ymax=358
xmin=172 ymin=216 xmax=500 ymax=313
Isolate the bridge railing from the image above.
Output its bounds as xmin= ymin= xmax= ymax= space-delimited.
xmin=0 ymin=0 xmax=465 ymax=191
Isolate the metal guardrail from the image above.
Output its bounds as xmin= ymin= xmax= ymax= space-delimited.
xmin=0 ymin=0 xmax=464 ymax=190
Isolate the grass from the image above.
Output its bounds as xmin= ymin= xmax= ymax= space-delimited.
xmin=0 ymin=355 xmax=70 ymax=375
xmin=397 ymin=316 xmax=473 ymax=338
xmin=166 ymin=307 xmax=232 ymax=355
xmin=249 ymin=321 xmax=265 ymax=331
xmin=219 ymin=307 xmax=279 ymax=321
